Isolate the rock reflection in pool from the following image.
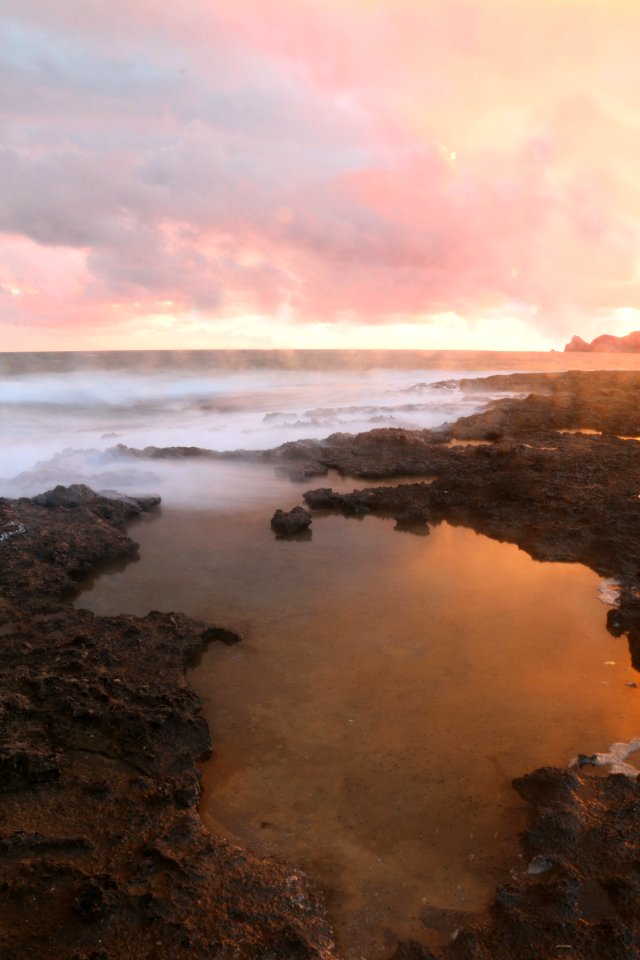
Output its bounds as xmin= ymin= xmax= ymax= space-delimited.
xmin=78 ymin=504 xmax=638 ymax=960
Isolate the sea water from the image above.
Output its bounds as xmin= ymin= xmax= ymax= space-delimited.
xmin=0 ymin=348 xmax=520 ymax=489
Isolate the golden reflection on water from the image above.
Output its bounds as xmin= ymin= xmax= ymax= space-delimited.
xmin=79 ymin=501 xmax=639 ymax=960
xmin=446 ymin=438 xmax=494 ymax=446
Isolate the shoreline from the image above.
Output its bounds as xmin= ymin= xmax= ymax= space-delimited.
xmin=2 ymin=369 xmax=640 ymax=959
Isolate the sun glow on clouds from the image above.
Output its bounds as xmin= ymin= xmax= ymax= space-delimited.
xmin=2 ymin=1 xmax=640 ymax=350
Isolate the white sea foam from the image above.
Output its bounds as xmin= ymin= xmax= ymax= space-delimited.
xmin=571 ymin=737 xmax=640 ymax=777
xmin=0 ymin=362 xmax=512 ymax=501
xmin=598 ymin=577 xmax=621 ymax=606
xmin=0 ymin=521 xmax=26 ymax=542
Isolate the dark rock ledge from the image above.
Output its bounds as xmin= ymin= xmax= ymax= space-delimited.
xmin=0 ymin=485 xmax=335 ymax=960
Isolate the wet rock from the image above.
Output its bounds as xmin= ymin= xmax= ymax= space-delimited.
xmin=97 ymin=489 xmax=161 ymax=512
xmin=513 ymin=768 xmax=580 ymax=805
xmin=271 ymin=506 xmax=313 ymax=534
xmin=32 ymin=483 xmax=100 ymax=508
xmin=525 ymin=806 xmax=585 ymax=856
xmin=303 ymin=487 xmax=341 ymax=509
xmin=31 ymin=483 xmax=158 ymax=514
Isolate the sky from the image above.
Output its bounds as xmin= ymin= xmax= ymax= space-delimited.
xmin=2 ymin=0 xmax=640 ymax=351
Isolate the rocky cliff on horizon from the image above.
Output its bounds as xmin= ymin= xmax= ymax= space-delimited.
xmin=564 ymin=331 xmax=640 ymax=352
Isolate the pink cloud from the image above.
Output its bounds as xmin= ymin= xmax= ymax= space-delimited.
xmin=2 ymin=0 xmax=640 ymax=346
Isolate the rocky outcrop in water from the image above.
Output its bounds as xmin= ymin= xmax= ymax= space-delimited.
xmin=271 ymin=506 xmax=313 ymax=536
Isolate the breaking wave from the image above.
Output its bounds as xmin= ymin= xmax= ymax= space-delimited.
xmin=0 ymin=354 xmax=518 ymax=498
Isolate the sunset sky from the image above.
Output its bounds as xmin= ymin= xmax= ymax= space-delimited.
xmin=2 ymin=1 xmax=640 ymax=351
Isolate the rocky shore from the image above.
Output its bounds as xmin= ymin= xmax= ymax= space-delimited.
xmin=0 ymin=485 xmax=335 ymax=960
xmin=3 ymin=370 xmax=640 ymax=959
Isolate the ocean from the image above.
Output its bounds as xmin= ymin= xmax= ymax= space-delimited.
xmin=3 ymin=348 xmax=640 ymax=498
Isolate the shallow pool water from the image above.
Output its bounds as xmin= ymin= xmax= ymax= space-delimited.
xmin=77 ymin=462 xmax=640 ymax=959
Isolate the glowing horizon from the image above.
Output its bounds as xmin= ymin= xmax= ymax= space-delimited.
xmin=2 ymin=1 xmax=640 ymax=351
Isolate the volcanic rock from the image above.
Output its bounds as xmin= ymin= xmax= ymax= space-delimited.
xmin=271 ymin=505 xmax=313 ymax=534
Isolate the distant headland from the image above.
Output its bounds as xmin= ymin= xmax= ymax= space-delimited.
xmin=564 ymin=331 xmax=640 ymax=352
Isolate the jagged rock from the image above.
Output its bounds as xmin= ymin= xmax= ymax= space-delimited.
xmin=512 ymin=767 xmax=580 ymax=805
xmin=32 ymin=483 xmax=160 ymax=520
xmin=303 ymin=488 xmax=340 ymax=509
xmin=564 ymin=334 xmax=592 ymax=352
xmin=97 ymin=489 xmax=161 ymax=511
xmin=271 ymin=506 xmax=313 ymax=534
xmin=32 ymin=483 xmax=102 ymax=508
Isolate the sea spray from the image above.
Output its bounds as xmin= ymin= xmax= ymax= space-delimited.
xmin=0 ymin=356 xmax=516 ymax=498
